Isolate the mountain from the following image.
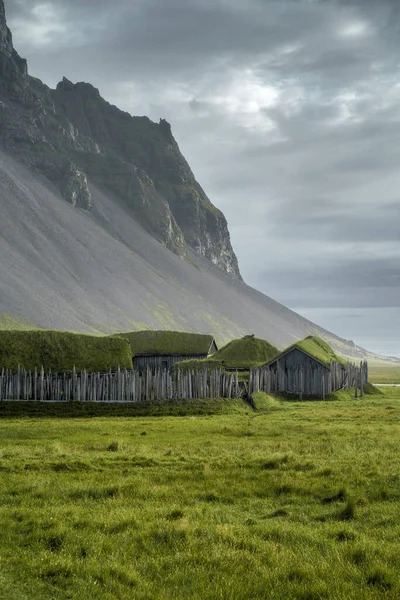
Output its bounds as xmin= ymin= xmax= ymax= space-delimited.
xmin=0 ymin=0 xmax=239 ymax=276
xmin=0 ymin=0 xmax=395 ymax=362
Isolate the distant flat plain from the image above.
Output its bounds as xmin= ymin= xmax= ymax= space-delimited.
xmin=0 ymin=387 xmax=399 ymax=599
xmin=368 ymin=362 xmax=400 ymax=384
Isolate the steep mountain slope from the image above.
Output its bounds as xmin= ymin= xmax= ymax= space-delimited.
xmin=0 ymin=148 xmax=302 ymax=342
xmin=0 ymin=147 xmax=386 ymax=361
xmin=0 ymin=0 xmax=239 ymax=276
xmin=0 ymin=0 xmax=395 ymax=363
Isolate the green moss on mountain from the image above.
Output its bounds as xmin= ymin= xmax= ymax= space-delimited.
xmin=0 ymin=314 xmax=36 ymax=331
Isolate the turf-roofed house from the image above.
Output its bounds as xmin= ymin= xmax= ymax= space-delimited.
xmin=0 ymin=330 xmax=132 ymax=372
xmin=211 ymin=334 xmax=280 ymax=371
xmin=116 ymin=331 xmax=218 ymax=373
xmin=260 ymin=336 xmax=347 ymax=396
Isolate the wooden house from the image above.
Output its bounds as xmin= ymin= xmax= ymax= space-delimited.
xmin=117 ymin=330 xmax=218 ymax=373
xmin=260 ymin=336 xmax=347 ymax=396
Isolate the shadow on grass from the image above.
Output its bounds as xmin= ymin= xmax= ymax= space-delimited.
xmin=0 ymin=399 xmax=247 ymax=419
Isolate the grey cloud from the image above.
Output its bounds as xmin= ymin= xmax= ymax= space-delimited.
xmin=252 ymin=258 xmax=400 ymax=309
xmin=270 ymin=203 xmax=400 ymax=244
xmin=5 ymin=0 xmax=362 ymax=78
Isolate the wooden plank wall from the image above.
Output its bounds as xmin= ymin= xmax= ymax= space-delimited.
xmin=250 ymin=360 xmax=368 ymax=398
xmin=133 ymin=354 xmax=208 ymax=373
xmin=0 ymin=367 xmax=241 ymax=402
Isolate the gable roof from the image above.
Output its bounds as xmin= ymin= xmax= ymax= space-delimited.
xmin=210 ymin=335 xmax=280 ymax=369
xmin=263 ymin=336 xmax=346 ymax=369
xmin=115 ymin=330 xmax=217 ymax=357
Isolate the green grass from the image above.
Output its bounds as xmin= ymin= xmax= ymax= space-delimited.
xmin=0 ymin=388 xmax=400 ymax=599
xmin=369 ymin=364 xmax=400 ymax=384
xmin=0 ymin=330 xmax=132 ymax=372
xmin=211 ymin=335 xmax=280 ymax=368
xmin=115 ymin=330 xmax=215 ymax=356
xmin=0 ymin=398 xmax=247 ymax=419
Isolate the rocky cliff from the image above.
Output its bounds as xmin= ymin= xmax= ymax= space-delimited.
xmin=0 ymin=0 xmax=240 ymax=277
xmin=0 ymin=0 xmax=27 ymax=101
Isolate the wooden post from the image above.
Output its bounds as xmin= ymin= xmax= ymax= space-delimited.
xmin=354 ymin=369 xmax=358 ymax=399
xmin=40 ymin=366 xmax=44 ymax=401
xmin=299 ymin=366 xmax=303 ymax=400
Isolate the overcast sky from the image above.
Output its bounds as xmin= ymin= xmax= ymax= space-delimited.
xmin=5 ymin=0 xmax=400 ymax=357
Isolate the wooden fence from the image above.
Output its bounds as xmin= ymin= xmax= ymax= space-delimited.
xmin=249 ymin=360 xmax=368 ymax=399
xmin=0 ymin=360 xmax=369 ymax=402
xmin=0 ymin=366 xmax=241 ymax=402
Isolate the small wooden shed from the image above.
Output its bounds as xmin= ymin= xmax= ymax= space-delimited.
xmin=117 ymin=330 xmax=218 ymax=373
xmin=261 ymin=336 xmax=346 ymax=396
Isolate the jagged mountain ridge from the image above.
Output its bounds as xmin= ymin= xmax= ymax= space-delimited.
xmin=0 ymin=0 xmax=240 ymax=277
xmin=52 ymin=78 xmax=240 ymax=276
xmin=0 ymin=0 xmax=394 ymax=362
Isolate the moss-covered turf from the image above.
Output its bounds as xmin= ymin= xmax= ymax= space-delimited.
xmin=0 ymin=387 xmax=399 ymax=599
xmin=0 ymin=330 xmax=132 ymax=372
xmin=171 ymin=359 xmax=225 ymax=373
xmin=115 ymin=330 xmax=215 ymax=356
xmin=211 ymin=335 xmax=280 ymax=368
xmin=279 ymin=336 xmax=347 ymax=367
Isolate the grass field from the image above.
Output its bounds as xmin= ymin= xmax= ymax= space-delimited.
xmin=0 ymin=388 xmax=399 ymax=599
xmin=368 ymin=364 xmax=400 ymax=384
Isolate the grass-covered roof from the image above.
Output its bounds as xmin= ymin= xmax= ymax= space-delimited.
xmin=211 ymin=335 xmax=280 ymax=368
xmin=276 ymin=336 xmax=347 ymax=367
xmin=0 ymin=330 xmax=132 ymax=372
xmin=116 ymin=330 xmax=215 ymax=356
xmin=171 ymin=359 xmax=225 ymax=373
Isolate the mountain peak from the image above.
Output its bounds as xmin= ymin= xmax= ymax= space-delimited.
xmin=0 ymin=1 xmax=28 ymax=101
xmin=56 ymin=77 xmax=75 ymax=91
xmin=159 ymin=118 xmax=173 ymax=140
xmin=0 ymin=0 xmax=12 ymax=57
xmin=56 ymin=77 xmax=100 ymax=98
